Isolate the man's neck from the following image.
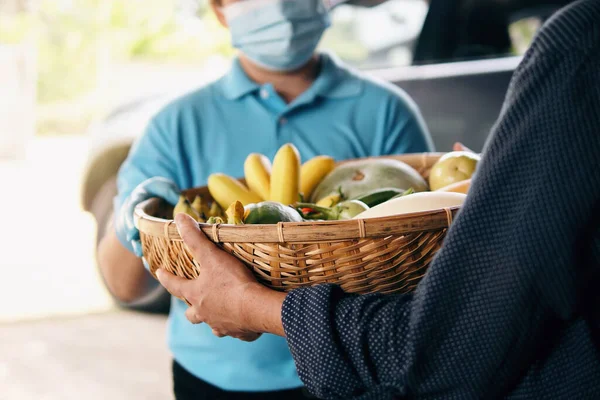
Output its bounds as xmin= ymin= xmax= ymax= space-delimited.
xmin=239 ymin=54 xmax=321 ymax=104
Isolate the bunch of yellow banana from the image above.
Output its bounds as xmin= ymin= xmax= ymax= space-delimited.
xmin=173 ymin=194 xmax=225 ymax=222
xmin=269 ymin=144 xmax=301 ymax=205
xmin=207 ymin=143 xmax=336 ymax=214
xmin=173 ymin=195 xmax=204 ymax=222
xmin=300 ymin=155 xmax=336 ymax=201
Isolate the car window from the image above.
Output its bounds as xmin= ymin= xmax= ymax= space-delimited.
xmin=320 ymin=0 xmax=429 ymax=69
xmin=434 ymin=4 xmax=560 ymax=65
xmin=508 ymin=16 xmax=543 ymax=56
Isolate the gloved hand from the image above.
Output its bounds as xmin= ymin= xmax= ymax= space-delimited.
xmin=115 ymin=177 xmax=180 ymax=258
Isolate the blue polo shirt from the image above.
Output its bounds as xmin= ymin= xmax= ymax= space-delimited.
xmin=115 ymin=53 xmax=433 ymax=391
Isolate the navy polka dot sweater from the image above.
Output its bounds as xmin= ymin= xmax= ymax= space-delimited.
xmin=281 ymin=1 xmax=600 ymax=399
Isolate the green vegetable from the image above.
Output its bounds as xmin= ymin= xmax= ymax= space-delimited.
xmin=336 ymin=200 xmax=370 ymax=220
xmin=206 ymin=216 xmax=224 ymax=224
xmin=296 ymin=200 xmax=369 ymax=221
xmin=390 ymin=188 xmax=416 ymax=200
xmin=297 ymin=203 xmax=336 ymax=220
xmin=354 ymin=188 xmax=406 ymax=207
xmin=244 ymin=202 xmax=304 ymax=224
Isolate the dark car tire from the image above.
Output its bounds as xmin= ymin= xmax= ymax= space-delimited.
xmin=91 ymin=177 xmax=171 ymax=315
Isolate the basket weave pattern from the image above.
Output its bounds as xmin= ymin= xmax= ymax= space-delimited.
xmin=137 ymin=154 xmax=458 ymax=295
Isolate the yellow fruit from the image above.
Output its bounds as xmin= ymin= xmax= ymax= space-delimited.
xmin=316 ymin=193 xmax=342 ymax=208
xmin=244 ymin=153 xmax=272 ymax=201
xmin=225 ymin=201 xmax=245 ymax=225
xmin=270 ymin=143 xmax=301 ymax=205
xmin=207 ymin=202 xmax=224 ymax=219
xmin=300 ymin=156 xmax=335 ymax=199
xmin=208 ymin=174 xmax=262 ymax=210
xmin=429 ymin=151 xmax=480 ymax=191
xmin=436 ymin=179 xmax=472 ymax=194
xmin=173 ymin=195 xmax=200 ymax=221
xmin=191 ymin=196 xmax=208 ymax=221
xmin=191 ymin=196 xmax=203 ymax=215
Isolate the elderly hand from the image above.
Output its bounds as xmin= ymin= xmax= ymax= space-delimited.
xmin=156 ymin=214 xmax=287 ymax=341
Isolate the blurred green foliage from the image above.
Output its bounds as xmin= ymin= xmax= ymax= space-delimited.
xmin=0 ymin=0 xmax=232 ymax=106
xmin=0 ymin=0 xmax=385 ymax=135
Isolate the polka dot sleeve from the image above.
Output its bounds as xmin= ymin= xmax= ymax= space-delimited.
xmin=281 ymin=3 xmax=600 ymax=398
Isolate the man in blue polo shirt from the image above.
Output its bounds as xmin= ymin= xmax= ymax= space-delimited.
xmin=97 ymin=0 xmax=433 ymax=398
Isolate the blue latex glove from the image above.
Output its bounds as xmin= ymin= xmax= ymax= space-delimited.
xmin=115 ymin=177 xmax=180 ymax=258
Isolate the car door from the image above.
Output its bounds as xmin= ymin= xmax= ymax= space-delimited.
xmin=323 ymin=0 xmax=571 ymax=151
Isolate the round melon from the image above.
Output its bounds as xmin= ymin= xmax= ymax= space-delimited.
xmin=310 ymin=159 xmax=428 ymax=203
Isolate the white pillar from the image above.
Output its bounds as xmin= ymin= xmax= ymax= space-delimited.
xmin=0 ymin=42 xmax=36 ymax=160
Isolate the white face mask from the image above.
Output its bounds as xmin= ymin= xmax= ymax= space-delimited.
xmin=222 ymin=0 xmax=331 ymax=71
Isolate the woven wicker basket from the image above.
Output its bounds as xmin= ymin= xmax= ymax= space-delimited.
xmin=135 ymin=153 xmax=459 ymax=295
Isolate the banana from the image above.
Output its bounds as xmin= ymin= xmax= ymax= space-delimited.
xmin=225 ymin=201 xmax=245 ymax=225
xmin=173 ymin=195 xmax=200 ymax=221
xmin=300 ymin=155 xmax=335 ymax=199
xmin=208 ymin=201 xmax=224 ymax=219
xmin=316 ymin=193 xmax=343 ymax=208
xmin=208 ymin=173 xmax=262 ymax=210
xmin=270 ymin=143 xmax=301 ymax=205
xmin=192 ymin=196 xmax=210 ymax=218
xmin=191 ymin=196 xmax=208 ymax=222
xmin=244 ymin=153 xmax=272 ymax=201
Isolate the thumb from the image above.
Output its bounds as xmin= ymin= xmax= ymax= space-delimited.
xmin=175 ymin=213 xmax=219 ymax=260
xmin=156 ymin=268 xmax=189 ymax=300
xmin=453 ymin=142 xmax=474 ymax=153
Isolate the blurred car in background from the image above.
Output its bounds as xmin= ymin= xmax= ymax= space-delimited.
xmin=81 ymin=0 xmax=571 ymax=313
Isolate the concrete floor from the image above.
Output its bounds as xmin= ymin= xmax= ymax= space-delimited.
xmin=0 ymin=312 xmax=172 ymax=400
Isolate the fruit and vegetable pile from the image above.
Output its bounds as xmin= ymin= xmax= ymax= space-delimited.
xmin=172 ymin=144 xmax=480 ymax=225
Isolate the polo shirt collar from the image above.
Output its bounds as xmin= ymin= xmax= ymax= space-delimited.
xmin=221 ymin=58 xmax=261 ymax=100
xmin=220 ymin=53 xmax=363 ymax=101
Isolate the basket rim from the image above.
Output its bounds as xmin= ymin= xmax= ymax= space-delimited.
xmin=135 ymin=200 xmax=460 ymax=243
xmin=134 ymin=152 xmax=460 ymax=244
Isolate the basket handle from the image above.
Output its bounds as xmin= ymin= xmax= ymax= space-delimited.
xmin=211 ymin=224 xmax=221 ymax=243
xmin=444 ymin=207 xmax=454 ymax=226
xmin=357 ymin=219 xmax=367 ymax=238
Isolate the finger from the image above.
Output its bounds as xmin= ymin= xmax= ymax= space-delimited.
xmin=237 ymin=333 xmax=262 ymax=342
xmin=453 ymin=142 xmax=474 ymax=153
xmin=212 ymin=329 xmax=226 ymax=338
xmin=125 ymin=194 xmax=146 ymax=234
xmin=175 ymin=214 xmax=220 ymax=260
xmin=156 ymin=268 xmax=190 ymax=300
xmin=185 ymin=307 xmax=204 ymax=324
xmin=126 ymin=227 xmax=140 ymax=243
xmin=141 ymin=257 xmax=151 ymax=272
xmin=132 ymin=240 xmax=144 ymax=258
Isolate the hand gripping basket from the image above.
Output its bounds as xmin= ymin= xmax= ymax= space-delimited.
xmin=135 ymin=153 xmax=459 ymax=295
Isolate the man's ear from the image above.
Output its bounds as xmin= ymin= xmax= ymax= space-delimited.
xmin=212 ymin=3 xmax=228 ymax=27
